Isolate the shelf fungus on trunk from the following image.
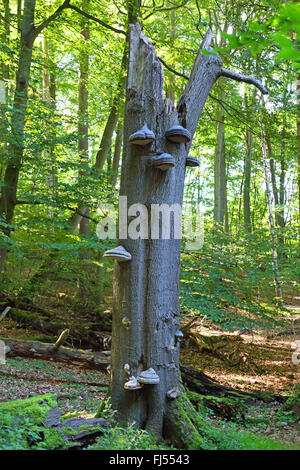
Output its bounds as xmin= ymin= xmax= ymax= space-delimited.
xmin=124 ymin=376 xmax=143 ymax=390
xmin=175 ymin=330 xmax=184 ymax=340
xmin=175 ymin=330 xmax=183 ymax=346
xmin=103 ymin=245 xmax=132 ymax=262
xmin=165 ymin=125 xmax=191 ymax=144
xmin=148 ymin=153 xmax=175 ymax=171
xmin=137 ymin=368 xmax=160 ymax=385
xmin=129 ymin=124 xmax=155 ymax=146
xmin=166 ymin=386 xmax=180 ymax=399
xmin=122 ymin=317 xmax=132 ymax=329
xmin=186 ymin=156 xmax=200 ymax=167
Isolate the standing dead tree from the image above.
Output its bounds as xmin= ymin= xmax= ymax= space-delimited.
xmin=109 ymin=24 xmax=267 ymax=448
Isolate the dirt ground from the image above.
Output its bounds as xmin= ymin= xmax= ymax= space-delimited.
xmin=0 ymin=307 xmax=299 ymax=447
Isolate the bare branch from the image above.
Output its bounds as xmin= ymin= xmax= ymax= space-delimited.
xmin=34 ymin=0 xmax=71 ymax=37
xmin=219 ymin=67 xmax=268 ymax=95
xmin=68 ymin=4 xmax=126 ymax=36
xmin=143 ymin=1 xmax=188 ymax=21
xmin=158 ymin=56 xmax=189 ymax=80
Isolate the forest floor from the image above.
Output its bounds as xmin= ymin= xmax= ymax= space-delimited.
xmin=0 ymin=303 xmax=299 ymax=448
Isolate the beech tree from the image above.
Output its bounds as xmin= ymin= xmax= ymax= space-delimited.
xmin=109 ymin=23 xmax=267 ymax=447
xmin=0 ymin=0 xmax=71 ymax=272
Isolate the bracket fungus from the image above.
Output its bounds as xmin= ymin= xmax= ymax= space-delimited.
xmin=129 ymin=124 xmax=155 ymax=146
xmin=149 ymin=153 xmax=175 ymax=171
xmin=122 ymin=317 xmax=132 ymax=329
xmin=186 ymin=156 xmax=200 ymax=167
xmin=137 ymin=368 xmax=160 ymax=385
xmin=167 ymin=386 xmax=180 ymax=399
xmin=103 ymin=245 xmax=132 ymax=262
xmin=165 ymin=125 xmax=191 ymax=143
xmin=124 ymin=376 xmax=143 ymax=390
xmin=175 ymin=330 xmax=184 ymax=339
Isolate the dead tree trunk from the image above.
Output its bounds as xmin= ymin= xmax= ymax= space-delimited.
xmin=110 ymin=23 xmax=267 ymax=446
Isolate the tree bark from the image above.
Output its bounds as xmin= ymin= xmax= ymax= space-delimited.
xmin=213 ymin=78 xmax=227 ymax=230
xmin=260 ymin=122 xmax=283 ymax=304
xmin=0 ymin=0 xmax=36 ymax=273
xmin=78 ymin=0 xmax=90 ymax=293
xmin=267 ymin=135 xmax=285 ymax=232
xmin=43 ymin=34 xmax=57 ymax=217
xmin=110 ymin=24 xmax=223 ymax=440
xmin=243 ymin=88 xmax=255 ymax=232
xmin=297 ymin=73 xmax=300 ymax=231
xmin=0 ymin=0 xmax=10 ymax=178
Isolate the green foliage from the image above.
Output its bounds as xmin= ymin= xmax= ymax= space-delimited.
xmin=189 ymin=402 xmax=300 ymax=450
xmin=280 ymin=384 xmax=300 ymax=417
xmin=89 ymin=422 xmax=171 ymax=450
xmin=180 ymin=229 xmax=293 ymax=331
xmin=203 ymin=422 xmax=300 ymax=450
xmin=220 ymin=0 xmax=300 ymax=68
xmin=0 ymin=394 xmax=63 ymax=450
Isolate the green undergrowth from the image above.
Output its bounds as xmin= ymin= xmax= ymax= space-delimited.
xmin=89 ymin=422 xmax=172 ymax=450
xmin=0 ymin=394 xmax=64 ymax=450
xmin=0 ymin=389 xmax=299 ymax=450
xmin=202 ymin=423 xmax=300 ymax=450
xmin=169 ymin=389 xmax=299 ymax=450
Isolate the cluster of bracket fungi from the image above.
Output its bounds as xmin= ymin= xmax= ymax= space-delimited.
xmin=129 ymin=123 xmax=200 ymax=171
xmin=103 ymin=124 xmax=200 ymax=263
xmin=123 ymin=364 xmax=180 ymax=399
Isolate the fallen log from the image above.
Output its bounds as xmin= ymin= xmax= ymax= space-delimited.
xmin=1 ymin=337 xmax=286 ymax=405
xmin=180 ymin=364 xmax=286 ymax=403
xmin=1 ymin=304 xmax=111 ymax=350
xmin=0 ymin=337 xmax=110 ymax=370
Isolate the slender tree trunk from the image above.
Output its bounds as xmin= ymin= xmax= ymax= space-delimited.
xmin=0 ymin=0 xmax=10 ymax=172
xmin=260 ymin=122 xmax=283 ymax=304
xmin=297 ymin=74 xmax=300 ymax=230
xmin=268 ymin=136 xmax=286 ymax=232
xmin=214 ymin=79 xmax=227 ymax=230
xmin=243 ymin=129 xmax=253 ymax=232
xmin=243 ymin=88 xmax=253 ymax=232
xmin=0 ymin=0 xmax=36 ymax=273
xmin=43 ymin=34 xmax=57 ymax=217
xmin=77 ymin=0 xmax=90 ymax=294
xmin=78 ymin=0 xmax=89 ymax=238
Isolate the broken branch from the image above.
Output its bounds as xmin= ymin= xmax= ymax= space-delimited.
xmin=219 ymin=67 xmax=268 ymax=95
